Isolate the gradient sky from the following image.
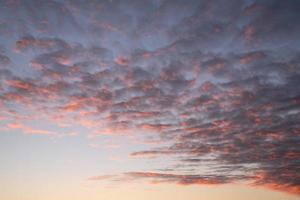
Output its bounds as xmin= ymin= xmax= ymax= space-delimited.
xmin=0 ymin=0 xmax=300 ymax=200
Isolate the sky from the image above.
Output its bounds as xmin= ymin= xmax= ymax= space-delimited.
xmin=0 ymin=0 xmax=300 ymax=200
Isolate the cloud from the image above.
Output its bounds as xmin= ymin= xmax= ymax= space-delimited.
xmin=14 ymin=35 xmax=69 ymax=53
xmin=0 ymin=0 xmax=299 ymax=196
xmin=124 ymin=172 xmax=232 ymax=185
xmin=130 ymin=150 xmax=174 ymax=158
xmin=7 ymin=122 xmax=55 ymax=135
xmin=0 ymin=53 xmax=11 ymax=67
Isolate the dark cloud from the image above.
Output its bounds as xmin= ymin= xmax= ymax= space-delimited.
xmin=0 ymin=53 xmax=11 ymax=67
xmin=15 ymin=35 xmax=69 ymax=53
xmin=124 ymin=172 xmax=235 ymax=185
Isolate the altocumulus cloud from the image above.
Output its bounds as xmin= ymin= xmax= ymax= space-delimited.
xmin=0 ymin=0 xmax=299 ymax=195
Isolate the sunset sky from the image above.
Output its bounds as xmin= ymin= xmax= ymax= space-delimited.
xmin=0 ymin=0 xmax=300 ymax=200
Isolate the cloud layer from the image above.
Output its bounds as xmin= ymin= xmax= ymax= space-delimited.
xmin=0 ymin=0 xmax=299 ymax=195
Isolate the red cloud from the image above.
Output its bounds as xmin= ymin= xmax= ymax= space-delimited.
xmin=115 ymin=56 xmax=129 ymax=66
xmin=239 ymin=51 xmax=266 ymax=64
xmin=7 ymin=122 xmax=55 ymax=135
